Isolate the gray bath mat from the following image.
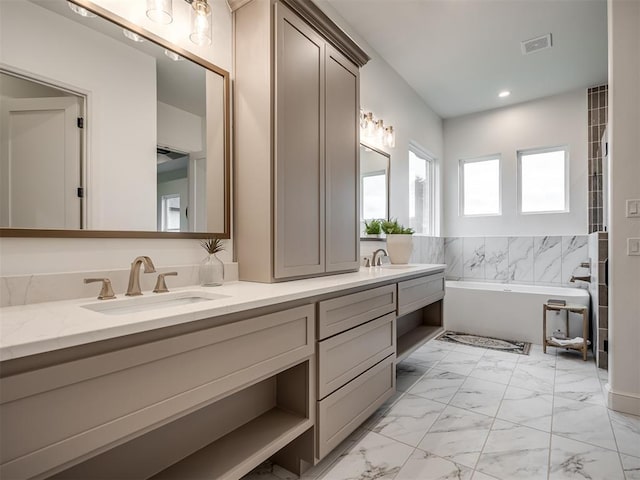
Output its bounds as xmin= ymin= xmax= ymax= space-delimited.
xmin=436 ymin=330 xmax=531 ymax=355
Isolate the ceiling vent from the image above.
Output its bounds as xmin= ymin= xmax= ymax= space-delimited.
xmin=521 ymin=34 xmax=552 ymax=55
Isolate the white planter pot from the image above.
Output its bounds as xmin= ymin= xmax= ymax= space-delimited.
xmin=386 ymin=234 xmax=413 ymax=264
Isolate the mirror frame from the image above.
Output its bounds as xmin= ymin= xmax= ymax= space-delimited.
xmin=360 ymin=142 xmax=390 ymax=240
xmin=0 ymin=0 xmax=231 ymax=239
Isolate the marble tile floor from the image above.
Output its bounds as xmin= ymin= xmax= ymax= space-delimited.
xmin=244 ymin=339 xmax=640 ymax=480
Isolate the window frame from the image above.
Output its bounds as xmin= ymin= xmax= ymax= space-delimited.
xmin=459 ymin=154 xmax=502 ymax=217
xmin=517 ymin=145 xmax=570 ymax=215
xmin=408 ymin=143 xmax=436 ymax=236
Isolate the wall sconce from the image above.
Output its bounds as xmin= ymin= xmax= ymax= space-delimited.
xmin=186 ymin=0 xmax=213 ymax=46
xmin=146 ymin=0 xmax=173 ymax=24
xmin=359 ymin=109 xmax=396 ymax=148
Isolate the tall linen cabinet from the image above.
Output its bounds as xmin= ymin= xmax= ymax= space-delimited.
xmin=233 ymin=0 xmax=369 ymax=282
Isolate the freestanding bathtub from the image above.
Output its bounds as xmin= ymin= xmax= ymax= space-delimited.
xmin=443 ymin=281 xmax=590 ymax=345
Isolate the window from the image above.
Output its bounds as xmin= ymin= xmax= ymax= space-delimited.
xmin=161 ymin=194 xmax=181 ymax=232
xmin=409 ymin=145 xmax=434 ymax=234
xmin=518 ymin=146 xmax=568 ymax=213
xmin=361 ymin=171 xmax=387 ymax=220
xmin=460 ymin=156 xmax=501 ymax=216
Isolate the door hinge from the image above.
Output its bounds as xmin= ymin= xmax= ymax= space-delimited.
xmin=77 ymin=117 xmax=84 ymax=129
xmin=604 ymin=340 xmax=608 ymax=352
xmin=77 ymin=187 xmax=85 ymax=198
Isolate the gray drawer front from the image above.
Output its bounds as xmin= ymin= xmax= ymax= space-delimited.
xmin=397 ymin=273 xmax=444 ymax=316
xmin=317 ymin=312 xmax=395 ymax=398
xmin=317 ymin=356 xmax=395 ymax=459
xmin=318 ymin=284 xmax=396 ymax=339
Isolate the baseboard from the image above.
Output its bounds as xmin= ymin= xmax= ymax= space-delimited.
xmin=605 ymin=383 xmax=640 ymax=416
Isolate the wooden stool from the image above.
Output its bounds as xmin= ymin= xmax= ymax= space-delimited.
xmin=542 ymin=303 xmax=589 ymax=361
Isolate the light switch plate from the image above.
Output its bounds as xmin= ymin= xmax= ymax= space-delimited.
xmin=627 ymin=199 xmax=640 ymax=218
xmin=628 ymin=238 xmax=640 ymax=256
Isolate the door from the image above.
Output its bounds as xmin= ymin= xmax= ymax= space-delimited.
xmin=325 ymin=46 xmax=360 ymax=272
xmin=274 ymin=4 xmax=325 ymax=278
xmin=0 ymin=97 xmax=82 ymax=229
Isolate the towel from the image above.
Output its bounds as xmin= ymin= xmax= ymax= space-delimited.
xmin=551 ymin=336 xmax=591 ymax=346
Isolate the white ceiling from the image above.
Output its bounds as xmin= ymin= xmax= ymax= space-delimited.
xmin=321 ymin=0 xmax=608 ymax=118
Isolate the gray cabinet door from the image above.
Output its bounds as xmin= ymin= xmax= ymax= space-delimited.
xmin=325 ymin=46 xmax=360 ymax=272
xmin=274 ymin=4 xmax=325 ymax=279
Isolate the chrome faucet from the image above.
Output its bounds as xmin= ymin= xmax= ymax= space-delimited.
xmin=126 ymin=256 xmax=156 ymax=296
xmin=371 ymin=248 xmax=388 ymax=267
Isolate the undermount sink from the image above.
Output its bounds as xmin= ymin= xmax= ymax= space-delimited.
xmin=82 ymin=291 xmax=229 ymax=316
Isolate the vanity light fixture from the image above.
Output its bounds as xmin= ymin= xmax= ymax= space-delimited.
xmin=122 ymin=28 xmax=145 ymax=43
xmin=164 ymin=49 xmax=184 ymax=61
xmin=359 ymin=109 xmax=396 ymax=148
xmin=67 ymin=1 xmax=97 ymax=18
xmin=146 ymin=0 xmax=173 ymax=25
xmin=498 ymin=90 xmax=511 ymax=98
xmin=186 ymin=0 xmax=213 ymax=46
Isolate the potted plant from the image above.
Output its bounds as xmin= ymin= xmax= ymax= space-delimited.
xmin=199 ymin=238 xmax=225 ymax=286
xmin=381 ymin=219 xmax=414 ymax=264
xmin=363 ymin=218 xmax=383 ymax=237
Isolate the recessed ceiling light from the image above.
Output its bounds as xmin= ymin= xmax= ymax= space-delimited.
xmin=67 ymin=1 xmax=97 ymax=17
xmin=122 ymin=29 xmax=145 ymax=43
xmin=164 ymin=49 xmax=183 ymax=61
xmin=498 ymin=91 xmax=511 ymax=98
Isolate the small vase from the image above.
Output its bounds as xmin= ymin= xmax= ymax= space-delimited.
xmin=386 ymin=234 xmax=413 ymax=264
xmin=199 ymin=253 xmax=224 ymax=286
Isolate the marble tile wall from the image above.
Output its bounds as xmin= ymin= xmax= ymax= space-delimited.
xmin=444 ymin=235 xmax=590 ymax=286
xmin=361 ymin=236 xmax=445 ymax=266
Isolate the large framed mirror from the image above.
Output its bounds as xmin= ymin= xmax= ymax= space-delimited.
xmin=0 ymin=0 xmax=230 ymax=238
xmin=360 ymin=143 xmax=389 ymax=239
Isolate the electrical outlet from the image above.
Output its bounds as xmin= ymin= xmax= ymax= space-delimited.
xmin=627 ymin=199 xmax=640 ymax=218
xmin=628 ymin=238 xmax=640 ymax=256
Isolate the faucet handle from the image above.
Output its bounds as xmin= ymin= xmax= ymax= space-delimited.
xmin=153 ymin=272 xmax=178 ymax=293
xmin=84 ymin=278 xmax=116 ymax=300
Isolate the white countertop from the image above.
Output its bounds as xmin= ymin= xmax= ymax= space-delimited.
xmin=0 ymin=264 xmax=444 ymax=361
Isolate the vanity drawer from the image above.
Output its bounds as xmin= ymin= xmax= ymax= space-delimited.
xmin=317 ymin=284 xmax=396 ymax=340
xmin=317 ymin=355 xmax=395 ymax=459
xmin=0 ymin=305 xmax=314 ymax=480
xmin=317 ymin=312 xmax=395 ymax=399
xmin=397 ymin=273 xmax=445 ymax=316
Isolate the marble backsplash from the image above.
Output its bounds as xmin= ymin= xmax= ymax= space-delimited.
xmin=444 ymin=235 xmax=589 ymax=285
xmin=361 ymin=236 xmax=445 ymax=265
xmin=0 ymin=262 xmax=239 ymax=307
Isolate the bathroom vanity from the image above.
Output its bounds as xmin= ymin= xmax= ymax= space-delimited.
xmin=0 ymin=265 xmax=445 ymax=479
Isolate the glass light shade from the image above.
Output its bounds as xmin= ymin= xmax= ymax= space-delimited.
xmin=364 ymin=112 xmax=376 ymax=137
xmin=67 ymin=2 xmax=97 ymax=18
xmin=190 ymin=0 xmax=212 ymax=46
xmin=375 ymin=120 xmax=385 ymax=142
xmin=122 ymin=29 xmax=145 ymax=43
xmin=384 ymin=126 xmax=395 ymax=148
xmin=146 ymin=0 xmax=173 ymax=24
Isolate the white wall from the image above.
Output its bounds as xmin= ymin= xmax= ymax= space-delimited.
xmin=316 ymin=2 xmax=444 ymax=235
xmin=1 ymin=0 xmax=157 ymax=231
xmin=606 ymin=0 xmax=640 ymax=415
xmin=0 ymin=0 xmax=233 ymax=276
xmin=157 ymin=101 xmax=203 ymax=153
xmin=443 ymin=89 xmax=588 ymax=237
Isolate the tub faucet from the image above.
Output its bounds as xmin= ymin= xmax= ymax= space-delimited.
xmin=372 ymin=249 xmax=388 ymax=266
xmin=126 ymin=256 xmax=156 ymax=296
xmin=570 ymin=275 xmax=591 ymax=283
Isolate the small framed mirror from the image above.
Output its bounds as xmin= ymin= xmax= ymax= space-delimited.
xmin=360 ymin=143 xmax=389 ymax=239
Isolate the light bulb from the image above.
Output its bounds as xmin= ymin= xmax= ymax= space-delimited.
xmin=365 ymin=112 xmax=375 ymax=138
xmin=384 ymin=126 xmax=395 ymax=148
xmin=67 ymin=2 xmax=97 ymax=18
xmin=375 ymin=120 xmax=385 ymax=142
xmin=190 ymin=0 xmax=212 ymax=46
xmin=146 ymin=0 xmax=173 ymax=24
